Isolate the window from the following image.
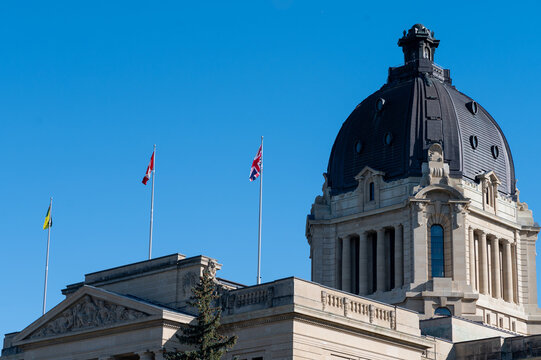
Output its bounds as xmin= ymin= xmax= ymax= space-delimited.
xmin=369 ymin=182 xmax=375 ymax=201
xmin=431 ymin=225 xmax=444 ymax=277
xmin=434 ymin=307 xmax=452 ymax=316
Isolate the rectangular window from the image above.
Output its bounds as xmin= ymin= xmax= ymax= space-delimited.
xmin=369 ymin=182 xmax=375 ymax=201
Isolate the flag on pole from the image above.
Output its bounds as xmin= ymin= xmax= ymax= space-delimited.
xmin=249 ymin=145 xmax=262 ymax=181
xmin=43 ymin=205 xmax=52 ymax=230
xmin=142 ymin=150 xmax=155 ymax=185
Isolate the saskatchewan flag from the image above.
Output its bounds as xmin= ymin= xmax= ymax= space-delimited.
xmin=43 ymin=205 xmax=52 ymax=230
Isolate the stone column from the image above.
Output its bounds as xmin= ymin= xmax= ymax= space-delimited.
xmin=359 ymin=232 xmax=368 ymax=295
xmin=376 ymin=228 xmax=386 ymax=292
xmin=469 ymin=227 xmax=476 ymax=289
xmin=504 ymin=240 xmax=513 ymax=302
xmin=394 ymin=224 xmax=403 ymax=289
xmin=342 ymin=237 xmax=351 ymax=292
xmin=491 ymin=237 xmax=501 ymax=298
xmin=480 ymin=232 xmax=489 ymax=295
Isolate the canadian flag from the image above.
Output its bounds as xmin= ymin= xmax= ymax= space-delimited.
xmin=142 ymin=151 xmax=155 ymax=185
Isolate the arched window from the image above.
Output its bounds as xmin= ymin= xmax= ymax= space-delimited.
xmin=431 ymin=225 xmax=444 ymax=278
xmin=369 ymin=182 xmax=375 ymax=201
xmin=434 ymin=307 xmax=452 ymax=316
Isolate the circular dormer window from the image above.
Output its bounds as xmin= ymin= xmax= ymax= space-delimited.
xmin=355 ymin=140 xmax=363 ymax=154
xmin=491 ymin=145 xmax=499 ymax=159
xmin=384 ymin=132 xmax=393 ymax=146
xmin=375 ymin=98 xmax=385 ymax=112
xmin=467 ymin=101 xmax=478 ymax=115
xmin=470 ymin=135 xmax=478 ymax=149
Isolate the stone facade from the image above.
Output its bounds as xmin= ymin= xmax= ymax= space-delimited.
xmin=3 ymin=23 xmax=541 ymax=360
xmin=2 ymin=255 xmax=445 ymax=360
xmin=307 ymin=142 xmax=541 ymax=334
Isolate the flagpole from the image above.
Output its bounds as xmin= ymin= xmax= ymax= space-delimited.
xmin=43 ymin=197 xmax=52 ymax=315
xmin=148 ymin=144 xmax=156 ymax=260
xmin=257 ymin=136 xmax=263 ymax=284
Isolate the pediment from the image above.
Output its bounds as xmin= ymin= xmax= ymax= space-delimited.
xmin=476 ymin=170 xmax=501 ymax=185
xmin=354 ymin=166 xmax=385 ymax=181
xmin=413 ymin=184 xmax=467 ymax=201
xmin=14 ymin=285 xmax=176 ymax=343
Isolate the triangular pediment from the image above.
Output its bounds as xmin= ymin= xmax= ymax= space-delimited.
xmin=354 ymin=166 xmax=385 ymax=181
xmin=476 ymin=170 xmax=501 ymax=185
xmin=14 ymin=285 xmax=190 ymax=344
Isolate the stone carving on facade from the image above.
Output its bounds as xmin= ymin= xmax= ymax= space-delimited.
xmin=314 ymin=173 xmax=331 ymax=206
xmin=29 ymin=295 xmax=148 ymax=339
xmin=421 ymin=143 xmax=450 ymax=186
xmin=450 ymin=201 xmax=469 ymax=228
xmin=182 ymin=272 xmax=199 ymax=298
xmin=411 ymin=200 xmax=428 ymax=227
xmin=208 ymin=260 xmax=217 ymax=278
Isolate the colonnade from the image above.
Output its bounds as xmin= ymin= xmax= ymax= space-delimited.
xmin=468 ymin=227 xmax=517 ymax=303
xmin=339 ymin=224 xmax=403 ymax=295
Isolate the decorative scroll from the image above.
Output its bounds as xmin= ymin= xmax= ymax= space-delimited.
xmin=30 ymin=295 xmax=148 ymax=339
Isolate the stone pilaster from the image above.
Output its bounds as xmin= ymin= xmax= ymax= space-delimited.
xmin=469 ymin=227 xmax=476 ymax=289
xmin=504 ymin=240 xmax=513 ymax=302
xmin=394 ymin=224 xmax=403 ymax=289
xmin=342 ymin=237 xmax=351 ymax=292
xmin=491 ymin=237 xmax=501 ymax=299
xmin=359 ymin=232 xmax=368 ymax=295
xmin=479 ymin=231 xmax=489 ymax=295
xmin=376 ymin=228 xmax=386 ymax=292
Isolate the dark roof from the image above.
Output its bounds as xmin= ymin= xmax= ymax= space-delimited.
xmin=327 ymin=24 xmax=515 ymax=196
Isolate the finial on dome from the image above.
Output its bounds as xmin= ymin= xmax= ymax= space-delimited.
xmin=398 ymin=24 xmax=440 ymax=64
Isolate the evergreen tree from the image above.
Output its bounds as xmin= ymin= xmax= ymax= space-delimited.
xmin=165 ymin=262 xmax=237 ymax=360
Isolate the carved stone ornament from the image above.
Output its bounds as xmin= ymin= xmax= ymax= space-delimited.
xmin=182 ymin=272 xmax=199 ymax=298
xmin=208 ymin=260 xmax=217 ymax=278
xmin=29 ymin=295 xmax=148 ymax=339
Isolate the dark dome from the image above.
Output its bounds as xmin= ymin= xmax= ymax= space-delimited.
xmin=327 ymin=25 xmax=515 ymax=196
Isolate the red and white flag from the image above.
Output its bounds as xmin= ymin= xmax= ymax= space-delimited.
xmin=142 ymin=151 xmax=155 ymax=185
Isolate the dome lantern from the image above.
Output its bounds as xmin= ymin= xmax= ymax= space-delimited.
xmin=398 ymin=24 xmax=440 ymax=64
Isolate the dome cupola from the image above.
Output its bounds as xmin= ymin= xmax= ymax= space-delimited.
xmin=327 ymin=24 xmax=515 ymax=196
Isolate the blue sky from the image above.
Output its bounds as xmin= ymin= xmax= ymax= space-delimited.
xmin=1 ymin=1 xmax=541 ymax=337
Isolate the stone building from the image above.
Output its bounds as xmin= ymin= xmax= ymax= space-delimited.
xmin=2 ymin=24 xmax=541 ymax=359
xmin=307 ymin=23 xmax=541 ymax=333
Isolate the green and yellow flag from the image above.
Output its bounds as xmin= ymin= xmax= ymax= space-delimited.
xmin=43 ymin=205 xmax=52 ymax=230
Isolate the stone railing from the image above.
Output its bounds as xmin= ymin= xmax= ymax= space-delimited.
xmin=321 ymin=290 xmax=396 ymax=330
xmin=235 ymin=289 xmax=271 ymax=307
xmin=222 ymin=278 xmax=420 ymax=336
xmin=224 ymin=286 xmax=274 ymax=314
